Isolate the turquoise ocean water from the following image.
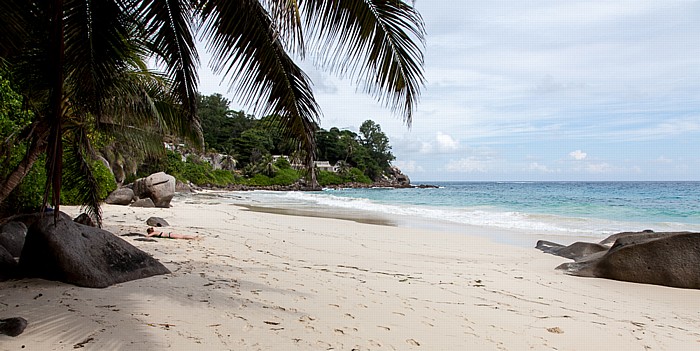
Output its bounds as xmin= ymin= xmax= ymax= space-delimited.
xmin=213 ymin=182 xmax=700 ymax=240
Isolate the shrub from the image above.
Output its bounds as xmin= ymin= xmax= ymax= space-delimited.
xmin=4 ymin=155 xmax=117 ymax=213
xmin=317 ymin=168 xmax=371 ymax=186
xmin=61 ymin=160 xmax=117 ymax=205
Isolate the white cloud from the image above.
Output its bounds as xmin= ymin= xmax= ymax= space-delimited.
xmin=569 ymin=150 xmax=588 ymax=160
xmin=656 ymin=156 xmax=673 ymax=164
xmin=419 ymin=142 xmax=433 ymax=154
xmin=445 ymin=157 xmax=495 ymax=173
xmin=436 ymin=132 xmax=459 ymax=152
xmin=527 ymin=162 xmax=556 ymax=173
xmin=586 ymin=162 xmax=612 ymax=173
xmin=393 ymin=160 xmax=424 ymax=173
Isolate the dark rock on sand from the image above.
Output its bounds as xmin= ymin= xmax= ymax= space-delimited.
xmin=146 ymin=217 xmax=169 ymax=227
xmin=105 ymin=187 xmax=135 ymax=206
xmin=0 ymin=221 xmax=27 ymax=257
xmin=598 ymin=230 xmax=683 ymax=245
xmin=535 ymin=240 xmax=565 ymax=254
xmin=0 ymin=212 xmax=72 ymax=230
xmin=175 ymin=180 xmax=194 ymax=193
xmin=133 ymin=172 xmax=175 ymax=208
xmin=557 ymin=232 xmax=700 ymax=289
xmin=19 ymin=213 xmax=170 ymax=288
xmin=535 ymin=240 xmax=608 ymax=261
xmin=73 ymin=213 xmax=96 ymax=227
xmin=0 ymin=317 xmax=28 ymax=337
xmin=130 ymin=198 xmax=155 ymax=208
xmin=0 ymin=245 xmax=17 ymax=280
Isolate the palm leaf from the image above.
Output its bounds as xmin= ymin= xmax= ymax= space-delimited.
xmin=199 ymin=0 xmax=320 ymax=169
xmin=63 ymin=0 xmax=134 ymax=116
xmin=62 ymin=124 xmax=103 ymax=226
xmin=0 ymin=1 xmax=34 ymax=58
xmin=136 ymin=0 xmax=202 ymax=147
xmin=302 ymin=0 xmax=425 ymax=125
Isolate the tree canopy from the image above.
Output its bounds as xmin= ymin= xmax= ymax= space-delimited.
xmin=0 ymin=0 xmax=425 ymax=222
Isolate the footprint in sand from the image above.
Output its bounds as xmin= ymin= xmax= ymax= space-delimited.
xmin=406 ymin=338 xmax=421 ymax=346
xmin=547 ymin=327 xmax=564 ymax=334
xmin=299 ymin=315 xmax=316 ymax=322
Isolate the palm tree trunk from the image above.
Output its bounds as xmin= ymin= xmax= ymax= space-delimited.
xmin=0 ymin=139 xmax=46 ymax=204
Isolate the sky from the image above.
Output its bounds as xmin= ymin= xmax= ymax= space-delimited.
xmin=197 ymin=0 xmax=700 ymax=181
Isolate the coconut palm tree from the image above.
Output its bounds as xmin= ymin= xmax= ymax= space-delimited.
xmin=0 ymin=0 xmax=425 ymax=219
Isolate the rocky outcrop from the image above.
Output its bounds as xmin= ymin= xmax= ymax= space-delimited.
xmin=384 ymin=166 xmax=411 ymax=187
xmin=19 ymin=213 xmax=170 ymax=288
xmin=146 ymin=217 xmax=169 ymax=227
xmin=536 ymin=240 xmax=609 ymax=261
xmin=0 ymin=221 xmax=27 ymax=257
xmin=0 ymin=317 xmax=28 ymax=337
xmin=133 ymin=172 xmax=175 ymax=208
xmin=130 ymin=198 xmax=155 ymax=208
xmin=105 ymin=187 xmax=135 ymax=206
xmin=73 ymin=213 xmax=96 ymax=227
xmin=175 ymin=180 xmax=194 ymax=193
xmin=540 ymin=231 xmax=700 ymax=289
xmin=0 ymin=245 xmax=17 ymax=281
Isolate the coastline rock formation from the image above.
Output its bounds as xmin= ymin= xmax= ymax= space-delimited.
xmin=132 ymin=172 xmax=176 ymax=208
xmin=105 ymin=187 xmax=135 ymax=205
xmin=19 ymin=213 xmax=170 ymax=288
xmin=538 ymin=231 xmax=700 ymax=289
xmin=0 ymin=221 xmax=27 ymax=257
xmin=130 ymin=198 xmax=155 ymax=208
xmin=535 ymin=240 xmax=608 ymax=261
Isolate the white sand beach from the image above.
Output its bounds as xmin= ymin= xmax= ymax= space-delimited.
xmin=2 ymin=197 xmax=700 ymax=350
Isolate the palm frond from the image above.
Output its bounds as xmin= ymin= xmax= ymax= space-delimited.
xmin=259 ymin=0 xmax=305 ymax=54
xmin=0 ymin=1 xmax=34 ymax=58
xmin=63 ymin=0 xmax=134 ymax=116
xmin=302 ymin=0 xmax=425 ymax=125
xmin=62 ymin=124 xmax=103 ymax=226
xmin=200 ymin=0 xmax=320 ymax=166
xmin=136 ymin=0 xmax=201 ymax=146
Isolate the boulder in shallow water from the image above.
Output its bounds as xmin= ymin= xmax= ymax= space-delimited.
xmin=557 ymin=232 xmax=700 ymax=289
xmin=19 ymin=213 xmax=170 ymax=288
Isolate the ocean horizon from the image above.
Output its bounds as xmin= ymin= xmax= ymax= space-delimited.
xmin=190 ymin=181 xmax=700 ymax=244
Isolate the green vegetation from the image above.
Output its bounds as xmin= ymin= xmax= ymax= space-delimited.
xmin=196 ymin=93 xmax=394 ymax=185
xmin=0 ymin=1 xmax=424 ymax=224
xmin=1 ymin=2 xmax=424 ymax=222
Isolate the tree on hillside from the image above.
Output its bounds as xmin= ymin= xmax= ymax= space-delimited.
xmin=198 ymin=93 xmax=256 ymax=152
xmin=0 ymin=0 xmax=425 ymax=219
xmin=359 ymin=120 xmax=395 ymax=173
